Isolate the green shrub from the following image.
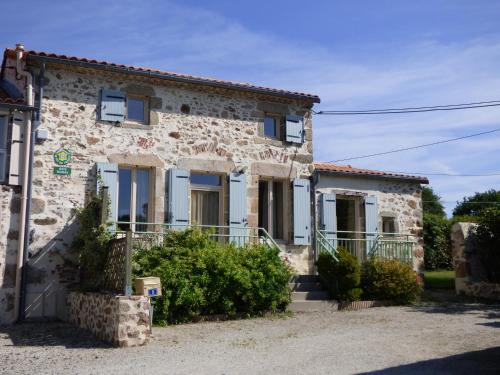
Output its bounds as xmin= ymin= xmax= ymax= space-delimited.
xmin=475 ymin=207 xmax=500 ymax=283
xmin=132 ymin=228 xmax=292 ymax=325
xmin=70 ymin=195 xmax=113 ymax=291
xmin=423 ymin=213 xmax=452 ymax=271
xmin=361 ymin=258 xmax=421 ymax=304
xmin=316 ymin=247 xmax=362 ymax=302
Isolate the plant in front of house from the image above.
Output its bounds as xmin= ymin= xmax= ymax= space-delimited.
xmin=70 ymin=195 xmax=113 ymax=291
xmin=316 ymin=247 xmax=362 ymax=302
xmin=132 ymin=228 xmax=292 ymax=325
xmin=361 ymin=257 xmax=422 ymax=304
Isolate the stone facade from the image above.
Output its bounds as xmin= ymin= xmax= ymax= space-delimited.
xmin=314 ymin=174 xmax=424 ymax=272
xmin=451 ymin=222 xmax=500 ymax=301
xmin=0 ymin=56 xmax=315 ymax=322
xmin=67 ymin=292 xmax=150 ymax=347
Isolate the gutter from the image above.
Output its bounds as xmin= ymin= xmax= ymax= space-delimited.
xmin=19 ymin=62 xmax=44 ymax=320
xmin=13 ymin=44 xmax=34 ymax=323
xmin=26 ymin=54 xmax=321 ymax=104
xmin=0 ymin=102 xmax=35 ymax=111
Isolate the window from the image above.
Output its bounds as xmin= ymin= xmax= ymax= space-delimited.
xmin=0 ymin=115 xmax=7 ymax=183
xmin=118 ymin=168 xmax=151 ymax=231
xmin=382 ymin=216 xmax=396 ymax=234
xmin=263 ymin=115 xmax=280 ymax=139
xmin=258 ymin=180 xmax=285 ymax=240
xmin=190 ymin=173 xmax=222 ymax=226
xmin=126 ymin=96 xmax=148 ymax=123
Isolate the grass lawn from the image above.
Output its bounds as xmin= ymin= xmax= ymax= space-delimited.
xmin=424 ymin=270 xmax=455 ymax=289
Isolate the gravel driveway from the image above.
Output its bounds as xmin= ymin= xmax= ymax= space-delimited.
xmin=1 ymin=302 xmax=499 ymax=375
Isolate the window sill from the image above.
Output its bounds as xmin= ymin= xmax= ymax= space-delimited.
xmin=119 ymin=122 xmax=154 ymax=130
xmin=255 ymin=136 xmax=284 ymax=147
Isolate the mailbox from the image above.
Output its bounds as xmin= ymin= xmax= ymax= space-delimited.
xmin=135 ymin=277 xmax=162 ymax=297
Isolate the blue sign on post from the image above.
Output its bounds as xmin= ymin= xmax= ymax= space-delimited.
xmin=148 ymin=288 xmax=158 ymax=296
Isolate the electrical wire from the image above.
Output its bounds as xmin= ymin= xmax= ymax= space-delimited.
xmin=385 ymin=171 xmax=500 ymax=177
xmin=314 ymin=100 xmax=500 ymax=115
xmin=329 ymin=127 xmax=500 ymax=162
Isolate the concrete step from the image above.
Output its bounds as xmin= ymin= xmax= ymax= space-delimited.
xmin=290 ymin=275 xmax=319 ymax=283
xmin=291 ymin=291 xmax=330 ymax=301
xmin=289 ymin=300 xmax=339 ymax=313
xmin=288 ymin=282 xmax=323 ymax=292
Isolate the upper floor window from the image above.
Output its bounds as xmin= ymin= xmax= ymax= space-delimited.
xmin=127 ymin=96 xmax=148 ymax=124
xmin=0 ymin=115 xmax=7 ymax=183
xmin=264 ymin=115 xmax=280 ymax=139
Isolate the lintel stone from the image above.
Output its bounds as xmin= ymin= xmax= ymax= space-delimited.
xmin=177 ymin=158 xmax=236 ymax=174
xmin=109 ymin=153 xmax=164 ymax=168
xmin=251 ymin=162 xmax=297 ymax=179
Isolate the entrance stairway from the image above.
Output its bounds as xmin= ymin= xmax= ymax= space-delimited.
xmin=288 ymin=275 xmax=338 ymax=312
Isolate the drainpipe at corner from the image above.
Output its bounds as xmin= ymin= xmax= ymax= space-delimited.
xmin=13 ymin=44 xmax=34 ymax=323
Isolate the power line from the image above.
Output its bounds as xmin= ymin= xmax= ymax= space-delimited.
xmin=423 ymin=201 xmax=500 ymax=204
xmin=314 ymin=100 xmax=500 ymax=115
xmin=386 ymin=171 xmax=500 ymax=177
xmin=330 ymin=127 xmax=500 ymax=162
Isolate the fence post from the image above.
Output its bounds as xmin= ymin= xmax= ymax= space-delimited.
xmin=124 ymin=230 xmax=133 ymax=296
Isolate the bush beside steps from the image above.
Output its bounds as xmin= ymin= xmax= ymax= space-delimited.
xmin=315 ymin=247 xmax=422 ymax=306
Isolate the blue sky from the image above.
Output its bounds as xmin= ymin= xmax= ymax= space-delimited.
xmin=4 ymin=0 xmax=500 ymax=214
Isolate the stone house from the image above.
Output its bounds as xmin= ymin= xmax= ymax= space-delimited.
xmin=313 ymin=163 xmax=428 ymax=271
xmin=0 ymin=44 xmax=427 ymax=324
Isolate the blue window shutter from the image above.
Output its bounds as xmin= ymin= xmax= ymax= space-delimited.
xmin=365 ymin=196 xmax=378 ymax=254
xmin=100 ymin=89 xmax=125 ymax=122
xmin=229 ymin=172 xmax=247 ymax=246
xmin=320 ymin=193 xmax=337 ymax=247
xmin=96 ymin=162 xmax=119 ymax=231
xmin=293 ymin=178 xmax=311 ymax=245
xmin=167 ymin=168 xmax=189 ymax=229
xmin=8 ymin=114 xmax=24 ymax=186
xmin=285 ymin=115 xmax=304 ymax=144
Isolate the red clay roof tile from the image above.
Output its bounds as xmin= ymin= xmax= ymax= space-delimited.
xmin=314 ymin=162 xmax=429 ymax=184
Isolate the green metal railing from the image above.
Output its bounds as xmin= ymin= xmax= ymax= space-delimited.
xmin=110 ymin=221 xmax=281 ymax=251
xmin=317 ymin=230 xmax=415 ymax=264
xmin=315 ymin=229 xmax=339 ymax=261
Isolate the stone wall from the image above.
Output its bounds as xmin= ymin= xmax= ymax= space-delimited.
xmin=451 ymin=222 xmax=500 ymax=301
xmin=315 ymin=174 xmax=424 ymax=272
xmin=0 ymin=59 xmax=315 ymax=322
xmin=67 ymin=292 xmax=150 ymax=347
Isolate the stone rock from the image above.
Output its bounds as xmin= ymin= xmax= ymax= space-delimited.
xmin=86 ymin=136 xmax=100 ymax=145
xmin=31 ymin=198 xmax=46 ymax=214
xmin=34 ymin=217 xmax=57 ymax=225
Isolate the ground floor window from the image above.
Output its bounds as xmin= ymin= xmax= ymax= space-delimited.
xmin=118 ymin=168 xmax=151 ymax=231
xmin=382 ymin=216 xmax=396 ymax=234
xmin=258 ymin=180 xmax=285 ymax=240
xmin=190 ymin=173 xmax=222 ymax=226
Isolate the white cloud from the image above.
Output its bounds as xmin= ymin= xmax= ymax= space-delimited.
xmin=6 ymin=0 xmax=500 ymax=215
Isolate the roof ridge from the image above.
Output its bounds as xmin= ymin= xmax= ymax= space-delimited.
xmin=4 ymin=48 xmax=320 ymax=102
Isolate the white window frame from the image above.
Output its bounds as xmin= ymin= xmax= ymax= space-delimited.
xmin=0 ymin=114 xmax=8 ymax=184
xmin=189 ymin=172 xmax=225 ymax=226
xmin=125 ymin=95 xmax=149 ymax=125
xmin=117 ymin=167 xmax=155 ymax=232
xmin=259 ymin=178 xmax=288 ymax=242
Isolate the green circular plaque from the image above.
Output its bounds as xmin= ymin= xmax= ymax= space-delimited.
xmin=53 ymin=148 xmax=72 ymax=166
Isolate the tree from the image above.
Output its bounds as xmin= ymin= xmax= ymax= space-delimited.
xmin=453 ymin=189 xmax=500 ymax=217
xmin=422 ymin=186 xmax=446 ymax=217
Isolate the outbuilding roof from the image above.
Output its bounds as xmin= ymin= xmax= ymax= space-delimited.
xmin=4 ymin=48 xmax=320 ymax=103
xmin=314 ymin=162 xmax=429 ymax=184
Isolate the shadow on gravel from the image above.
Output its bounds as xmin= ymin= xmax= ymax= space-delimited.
xmin=359 ymin=346 xmax=500 ymax=375
xmin=0 ymin=322 xmax=111 ymax=349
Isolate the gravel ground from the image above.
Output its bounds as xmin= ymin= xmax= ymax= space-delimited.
xmin=1 ymin=302 xmax=500 ymax=375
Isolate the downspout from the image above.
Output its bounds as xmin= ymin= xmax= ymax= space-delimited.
xmin=19 ymin=62 xmax=44 ymax=320
xmin=13 ymin=44 xmax=34 ymax=323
